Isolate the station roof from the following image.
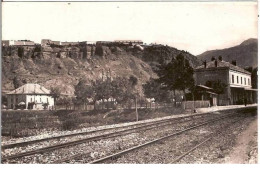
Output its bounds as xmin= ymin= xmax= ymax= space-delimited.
xmin=195 ymin=60 xmax=251 ymax=75
xmin=196 ymin=85 xmax=213 ymax=90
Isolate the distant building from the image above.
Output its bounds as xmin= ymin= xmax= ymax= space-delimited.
xmin=51 ymin=41 xmax=61 ymax=45
xmin=6 ymin=84 xmax=55 ymax=110
xmin=60 ymin=41 xmax=79 ymax=46
xmin=2 ymin=40 xmax=35 ymax=46
xmin=41 ymin=39 xmax=51 ymax=46
xmin=194 ymin=58 xmax=257 ymax=105
xmin=41 ymin=39 xmax=60 ymax=46
xmin=2 ymin=40 xmax=10 ymax=46
xmin=96 ymin=41 xmax=113 ymax=46
xmin=114 ymin=40 xmax=143 ymax=45
xmin=14 ymin=40 xmax=35 ymax=46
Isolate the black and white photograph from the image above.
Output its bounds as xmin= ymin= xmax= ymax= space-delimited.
xmin=0 ymin=0 xmax=258 ymax=165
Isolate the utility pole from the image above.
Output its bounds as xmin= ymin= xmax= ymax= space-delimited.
xmin=135 ymin=96 xmax=138 ymax=121
xmin=102 ymin=69 xmax=104 ymax=81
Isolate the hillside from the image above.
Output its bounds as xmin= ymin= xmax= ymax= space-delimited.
xmin=2 ymin=44 xmax=200 ymax=95
xmin=197 ymin=38 xmax=258 ymax=68
xmin=143 ymin=44 xmax=201 ymax=71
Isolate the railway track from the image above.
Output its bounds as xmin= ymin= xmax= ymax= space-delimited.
xmin=87 ymin=112 xmax=247 ymax=164
xmin=2 ymin=107 xmax=255 ymax=164
xmin=2 ymin=112 xmax=225 ymax=162
xmin=3 ymin=106 xmax=252 ymax=150
xmin=170 ymin=116 xmax=247 ymax=163
xmin=2 ymin=111 xmax=238 ymax=163
xmin=2 ymin=113 xmax=209 ymax=149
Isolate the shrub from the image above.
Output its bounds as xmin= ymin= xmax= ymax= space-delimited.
xmin=62 ymin=112 xmax=84 ymax=130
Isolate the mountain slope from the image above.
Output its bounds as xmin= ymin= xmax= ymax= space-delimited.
xmin=197 ymin=38 xmax=258 ymax=68
xmin=2 ymin=44 xmax=200 ymax=95
xmin=142 ymin=44 xmax=201 ymax=70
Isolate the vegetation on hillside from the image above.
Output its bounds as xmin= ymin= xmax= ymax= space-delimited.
xmin=2 ymin=43 xmax=200 ymax=97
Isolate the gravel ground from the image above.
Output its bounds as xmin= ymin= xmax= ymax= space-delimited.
xmin=2 ymin=105 xmax=254 ymax=146
xmin=2 ymin=107 xmax=255 ymax=164
xmin=1 ymin=112 xmax=224 ymax=158
xmin=223 ymin=117 xmax=258 ymax=164
xmin=2 ymin=112 xmax=230 ymax=164
xmin=1 ymin=111 xmax=194 ymax=146
xmin=106 ymin=113 xmax=247 ymax=164
xmin=176 ymin=115 xmax=257 ymax=164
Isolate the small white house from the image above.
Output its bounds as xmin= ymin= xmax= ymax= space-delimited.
xmin=6 ymin=84 xmax=55 ymax=110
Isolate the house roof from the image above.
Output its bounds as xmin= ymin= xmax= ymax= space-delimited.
xmin=7 ymin=84 xmax=51 ymax=95
xmin=196 ymin=85 xmax=213 ymax=90
xmin=195 ymin=60 xmax=251 ymax=75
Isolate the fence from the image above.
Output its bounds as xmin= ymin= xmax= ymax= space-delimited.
xmin=181 ymin=100 xmax=210 ymax=110
xmin=55 ymin=102 xmax=181 ymax=111
xmin=56 ymin=104 xmax=94 ymax=111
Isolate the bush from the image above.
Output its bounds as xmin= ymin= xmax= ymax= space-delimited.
xmin=62 ymin=112 xmax=84 ymax=130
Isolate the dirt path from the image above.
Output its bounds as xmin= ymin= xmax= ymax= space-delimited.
xmin=224 ymin=117 xmax=258 ymax=164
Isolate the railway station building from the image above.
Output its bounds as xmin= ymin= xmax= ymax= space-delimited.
xmin=194 ymin=58 xmax=257 ymax=105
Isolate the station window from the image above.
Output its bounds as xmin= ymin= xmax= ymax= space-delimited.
xmin=237 ymin=76 xmax=239 ymax=84
xmin=248 ymin=78 xmax=250 ymax=85
xmin=31 ymin=98 xmax=32 ymax=102
xmin=244 ymin=78 xmax=246 ymax=85
xmin=232 ymin=75 xmax=234 ymax=83
xmin=241 ymin=77 xmax=242 ymax=84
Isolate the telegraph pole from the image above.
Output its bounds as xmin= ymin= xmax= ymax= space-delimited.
xmin=135 ymin=96 xmax=138 ymax=121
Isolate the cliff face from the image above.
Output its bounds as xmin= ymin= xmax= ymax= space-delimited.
xmin=142 ymin=45 xmax=201 ymax=71
xmin=2 ymin=44 xmax=200 ymax=95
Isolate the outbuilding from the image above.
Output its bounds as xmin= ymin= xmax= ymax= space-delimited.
xmin=6 ymin=84 xmax=55 ymax=110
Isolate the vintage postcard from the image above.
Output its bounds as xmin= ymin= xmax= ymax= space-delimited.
xmin=0 ymin=0 xmax=258 ymax=165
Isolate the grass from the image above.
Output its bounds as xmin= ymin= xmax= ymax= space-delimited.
xmin=1 ymin=107 xmax=184 ymax=137
xmin=2 ymin=106 xmax=256 ymax=137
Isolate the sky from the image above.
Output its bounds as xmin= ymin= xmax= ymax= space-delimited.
xmin=2 ymin=1 xmax=258 ymax=55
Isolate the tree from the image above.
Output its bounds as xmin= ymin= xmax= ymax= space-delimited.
xmin=143 ymin=78 xmax=172 ymax=103
xmin=95 ymin=46 xmax=104 ymax=56
xmin=34 ymin=45 xmax=42 ymax=52
xmin=143 ymin=78 xmax=159 ymax=100
xmin=205 ymin=80 xmax=227 ymax=105
xmin=110 ymin=77 xmax=130 ymax=105
xmin=50 ymin=87 xmax=61 ymax=109
xmin=157 ymin=53 xmax=195 ymax=101
xmin=252 ymin=67 xmax=258 ymax=89
xmin=245 ymin=67 xmax=258 ymax=89
xmin=93 ymin=79 xmax=110 ymax=109
xmin=74 ymin=79 xmax=94 ymax=110
xmin=63 ymin=97 xmax=73 ymax=110
xmin=129 ymin=75 xmax=138 ymax=87
xmin=205 ymin=80 xmax=227 ymax=94
xmin=110 ymin=77 xmax=138 ymax=109
xmin=128 ymin=76 xmax=138 ymax=121
xmin=91 ymin=46 xmax=94 ymax=56
xmin=18 ymin=47 xmax=24 ymax=58
xmin=13 ymin=76 xmax=23 ymax=89
xmin=2 ymin=95 xmax=7 ymax=106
